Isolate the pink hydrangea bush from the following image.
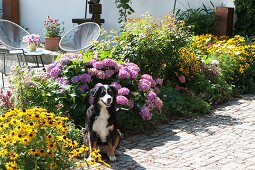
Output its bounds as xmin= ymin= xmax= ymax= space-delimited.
xmin=46 ymin=53 xmax=163 ymax=127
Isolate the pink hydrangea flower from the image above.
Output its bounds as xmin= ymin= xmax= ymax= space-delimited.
xmin=116 ymin=95 xmax=129 ymax=105
xmin=179 ymin=75 xmax=186 ymax=84
xmin=97 ymin=70 xmax=106 ymax=79
xmin=156 ymin=78 xmax=163 ymax=85
xmin=105 ymin=70 xmax=115 ymax=78
xmin=141 ymin=74 xmax=153 ymax=82
xmin=139 ymin=106 xmax=152 ymax=120
xmin=95 ymin=83 xmax=103 ymax=87
xmin=118 ymin=87 xmax=130 ymax=95
xmin=111 ymin=82 xmax=122 ymax=90
xmin=93 ymin=61 xmax=104 ymax=69
xmin=88 ymin=68 xmax=98 ymax=76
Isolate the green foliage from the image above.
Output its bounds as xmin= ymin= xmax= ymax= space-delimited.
xmin=115 ymin=0 xmax=134 ymax=24
xmin=8 ymin=66 xmax=59 ymax=112
xmin=175 ymin=2 xmax=215 ymax=35
xmin=234 ymin=0 xmax=255 ymax=36
xmin=96 ymin=12 xmax=192 ymax=80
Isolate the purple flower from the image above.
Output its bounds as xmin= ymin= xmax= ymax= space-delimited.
xmin=118 ymin=87 xmax=130 ymax=95
xmin=78 ymin=84 xmax=89 ymax=93
xmin=147 ymin=91 xmax=157 ymax=102
xmin=118 ymin=68 xmax=130 ymax=79
xmin=154 ymin=87 xmax=160 ymax=94
xmin=88 ymin=68 xmax=98 ymax=76
xmin=55 ymin=77 xmax=69 ymax=85
xmin=179 ymin=75 xmax=186 ymax=84
xmin=156 ymin=78 xmax=163 ymax=85
xmin=139 ymin=106 xmax=152 ymax=120
xmin=127 ymin=100 xmax=134 ymax=108
xmin=59 ymin=58 xmax=71 ymax=66
xmin=141 ymin=74 xmax=153 ymax=82
xmin=174 ymin=85 xmax=182 ymax=92
xmin=80 ymin=73 xmax=91 ymax=83
xmin=97 ymin=70 xmax=106 ymax=79
xmin=49 ymin=67 xmax=62 ymax=78
xmin=93 ymin=61 xmax=104 ymax=69
xmin=85 ymin=59 xmax=97 ymax=66
xmin=57 ymin=89 xmax=66 ymax=94
xmin=116 ymin=95 xmax=129 ymax=105
xmin=126 ymin=63 xmax=140 ymax=72
xmin=95 ymin=83 xmax=103 ymax=87
xmin=103 ymin=59 xmax=117 ymax=67
xmin=71 ymin=76 xmax=80 ymax=83
xmin=111 ymin=82 xmax=122 ymax=90
xmin=130 ymin=70 xmax=138 ymax=79
xmin=105 ymin=70 xmax=114 ymax=78
xmin=138 ymin=79 xmax=151 ymax=91
xmin=46 ymin=63 xmax=56 ymax=73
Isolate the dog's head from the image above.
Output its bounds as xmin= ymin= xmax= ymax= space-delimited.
xmin=90 ymin=85 xmax=117 ymax=107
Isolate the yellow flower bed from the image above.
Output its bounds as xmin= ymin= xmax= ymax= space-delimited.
xmin=0 ymin=108 xmax=109 ymax=170
xmin=190 ymin=34 xmax=255 ymax=78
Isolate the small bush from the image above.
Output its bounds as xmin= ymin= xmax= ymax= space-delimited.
xmin=96 ymin=12 xmax=192 ymax=80
xmin=175 ymin=2 xmax=215 ymax=35
xmin=46 ymin=52 xmax=163 ymax=131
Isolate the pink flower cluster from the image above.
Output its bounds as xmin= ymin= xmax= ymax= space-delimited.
xmin=23 ymin=34 xmax=40 ymax=45
xmin=47 ymin=53 xmax=164 ymax=121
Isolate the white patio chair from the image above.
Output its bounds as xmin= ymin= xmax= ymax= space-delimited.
xmin=59 ymin=22 xmax=100 ymax=52
xmin=0 ymin=19 xmax=29 ymax=88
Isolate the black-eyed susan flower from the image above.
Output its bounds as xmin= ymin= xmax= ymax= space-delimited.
xmin=38 ymin=149 xmax=47 ymax=156
xmin=50 ymin=163 xmax=58 ymax=169
xmin=28 ymin=148 xmax=38 ymax=155
xmin=9 ymin=151 xmax=19 ymax=161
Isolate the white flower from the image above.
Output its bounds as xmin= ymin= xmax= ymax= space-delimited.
xmin=227 ymin=46 xmax=235 ymax=49
xmin=211 ymin=60 xmax=219 ymax=65
xmin=234 ymin=51 xmax=240 ymax=55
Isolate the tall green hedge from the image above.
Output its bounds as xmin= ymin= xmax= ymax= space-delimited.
xmin=234 ymin=0 xmax=255 ymax=36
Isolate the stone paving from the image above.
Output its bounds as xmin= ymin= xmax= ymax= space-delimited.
xmin=97 ymin=94 xmax=255 ymax=170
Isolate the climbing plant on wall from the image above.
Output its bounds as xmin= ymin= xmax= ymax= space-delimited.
xmin=115 ymin=0 xmax=134 ymax=24
xmin=234 ymin=0 xmax=255 ymax=36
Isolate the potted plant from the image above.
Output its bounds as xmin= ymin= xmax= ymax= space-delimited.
xmin=23 ymin=34 xmax=40 ymax=51
xmin=44 ymin=16 xmax=64 ymax=51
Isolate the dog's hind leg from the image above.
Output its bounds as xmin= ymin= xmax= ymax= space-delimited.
xmin=107 ymin=140 xmax=117 ymax=161
xmin=113 ymin=134 xmax=122 ymax=156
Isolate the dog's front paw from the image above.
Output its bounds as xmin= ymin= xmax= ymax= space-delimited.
xmin=109 ymin=156 xmax=117 ymax=161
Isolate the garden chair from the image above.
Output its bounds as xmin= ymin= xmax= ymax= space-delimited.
xmin=59 ymin=22 xmax=100 ymax=52
xmin=0 ymin=19 xmax=29 ymax=88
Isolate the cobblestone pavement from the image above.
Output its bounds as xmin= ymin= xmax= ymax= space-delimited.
xmin=97 ymin=94 xmax=255 ymax=170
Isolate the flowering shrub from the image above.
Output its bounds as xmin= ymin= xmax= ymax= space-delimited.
xmin=7 ymin=66 xmax=59 ymax=112
xmin=0 ymin=108 xmax=108 ymax=169
xmin=95 ymin=12 xmax=192 ymax=80
xmin=44 ymin=16 xmax=64 ymax=37
xmin=0 ymin=90 xmax=14 ymax=113
xmin=22 ymin=34 xmax=40 ymax=46
xmin=191 ymin=34 xmax=255 ymax=93
xmin=46 ymin=52 xmax=163 ymax=129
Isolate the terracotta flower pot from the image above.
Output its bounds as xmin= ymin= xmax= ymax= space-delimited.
xmin=45 ymin=36 xmax=61 ymax=51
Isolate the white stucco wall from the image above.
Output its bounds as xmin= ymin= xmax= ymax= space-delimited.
xmin=18 ymin=0 xmax=234 ymax=42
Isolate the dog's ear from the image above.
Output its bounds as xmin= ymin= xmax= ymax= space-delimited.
xmin=110 ymin=85 xmax=118 ymax=97
xmin=90 ymin=86 xmax=100 ymax=98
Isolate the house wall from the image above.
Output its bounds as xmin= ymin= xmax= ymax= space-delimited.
xmin=19 ymin=0 xmax=234 ymax=42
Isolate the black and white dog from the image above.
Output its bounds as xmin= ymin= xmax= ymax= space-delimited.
xmin=84 ymin=85 xmax=122 ymax=161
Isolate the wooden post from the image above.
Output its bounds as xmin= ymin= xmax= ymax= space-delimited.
xmin=2 ymin=0 xmax=20 ymax=24
xmin=214 ymin=7 xmax=234 ymax=36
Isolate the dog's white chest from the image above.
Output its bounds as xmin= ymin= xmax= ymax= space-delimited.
xmin=92 ymin=108 xmax=111 ymax=143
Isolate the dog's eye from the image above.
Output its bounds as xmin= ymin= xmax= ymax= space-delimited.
xmin=103 ymin=89 xmax=106 ymax=93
